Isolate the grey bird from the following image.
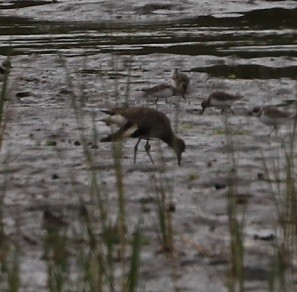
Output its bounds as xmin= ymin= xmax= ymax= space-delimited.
xmin=201 ymin=91 xmax=242 ymax=114
xmin=100 ymin=107 xmax=186 ymax=165
xmin=141 ymin=83 xmax=184 ymax=104
xmin=249 ymin=106 xmax=296 ymax=135
xmin=171 ymin=68 xmax=190 ymax=100
xmin=0 ymin=59 xmax=10 ymax=76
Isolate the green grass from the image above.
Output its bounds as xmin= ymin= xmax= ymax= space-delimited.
xmin=0 ymin=56 xmax=21 ymax=292
xmin=223 ymin=113 xmax=246 ymax=292
xmin=1 ymin=51 xmax=297 ymax=292
xmin=263 ymin=132 xmax=297 ymax=291
xmin=57 ymin=55 xmax=144 ymax=291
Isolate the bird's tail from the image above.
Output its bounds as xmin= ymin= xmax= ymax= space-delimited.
xmin=235 ymin=93 xmax=244 ymax=100
xmin=100 ymin=122 xmax=136 ymax=142
xmin=140 ymin=88 xmax=151 ymax=97
xmin=100 ymin=135 xmax=113 ymax=142
xmin=100 ymin=117 xmax=112 ymax=125
xmin=100 ymin=109 xmax=114 ymax=115
xmin=100 ymin=132 xmax=123 ymax=142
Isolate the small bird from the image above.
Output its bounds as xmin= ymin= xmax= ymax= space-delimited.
xmin=0 ymin=59 xmax=10 ymax=76
xmin=100 ymin=107 xmax=186 ymax=165
xmin=141 ymin=83 xmax=182 ymax=104
xmin=249 ymin=106 xmax=296 ymax=135
xmin=42 ymin=208 xmax=68 ymax=230
xmin=171 ymin=68 xmax=190 ymax=100
xmin=201 ymin=91 xmax=242 ymax=114
xmin=0 ymin=64 xmax=5 ymax=75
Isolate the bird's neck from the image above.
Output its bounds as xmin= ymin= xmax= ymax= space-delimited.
xmin=162 ymin=133 xmax=176 ymax=149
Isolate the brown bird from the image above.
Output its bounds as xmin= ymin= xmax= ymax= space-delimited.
xmin=141 ymin=83 xmax=183 ymax=104
xmin=100 ymin=107 xmax=186 ymax=165
xmin=249 ymin=106 xmax=296 ymax=135
xmin=0 ymin=58 xmax=10 ymax=76
xmin=171 ymin=68 xmax=190 ymax=100
xmin=42 ymin=208 xmax=68 ymax=230
xmin=201 ymin=91 xmax=242 ymax=114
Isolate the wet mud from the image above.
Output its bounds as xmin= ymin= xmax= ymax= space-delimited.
xmin=1 ymin=0 xmax=297 ymax=291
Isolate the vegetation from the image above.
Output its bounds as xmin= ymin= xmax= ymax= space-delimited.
xmin=0 ymin=53 xmax=296 ymax=291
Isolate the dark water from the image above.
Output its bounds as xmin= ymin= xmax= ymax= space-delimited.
xmin=0 ymin=0 xmax=50 ymax=9
xmin=0 ymin=6 xmax=296 ymax=78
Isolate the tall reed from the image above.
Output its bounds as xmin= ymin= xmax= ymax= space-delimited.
xmin=223 ymin=113 xmax=245 ymax=292
xmin=0 ymin=56 xmax=20 ymax=292
xmin=262 ymin=103 xmax=297 ymax=291
xmin=59 ymin=55 xmax=143 ymax=291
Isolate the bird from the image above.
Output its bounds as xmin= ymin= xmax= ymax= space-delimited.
xmin=141 ymin=83 xmax=184 ymax=104
xmin=0 ymin=59 xmax=10 ymax=77
xmin=249 ymin=106 xmax=296 ymax=135
xmin=201 ymin=91 xmax=242 ymax=114
xmin=100 ymin=107 xmax=186 ymax=165
xmin=42 ymin=208 xmax=68 ymax=230
xmin=171 ymin=68 xmax=190 ymax=100
xmin=0 ymin=64 xmax=5 ymax=75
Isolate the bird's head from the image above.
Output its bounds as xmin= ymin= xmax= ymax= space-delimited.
xmin=249 ymin=106 xmax=262 ymax=116
xmin=173 ymin=137 xmax=186 ymax=166
xmin=172 ymin=68 xmax=179 ymax=80
xmin=201 ymin=99 xmax=210 ymax=113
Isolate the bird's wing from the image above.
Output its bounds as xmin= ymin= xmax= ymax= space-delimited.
xmin=100 ymin=121 xmax=138 ymax=142
xmin=101 ymin=109 xmax=116 ymax=115
xmin=129 ymin=125 xmax=150 ymax=138
xmin=265 ymin=107 xmax=292 ymax=118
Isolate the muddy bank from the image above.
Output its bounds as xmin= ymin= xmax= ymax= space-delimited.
xmin=1 ymin=0 xmax=297 ymax=24
xmin=1 ymin=0 xmax=297 ymax=291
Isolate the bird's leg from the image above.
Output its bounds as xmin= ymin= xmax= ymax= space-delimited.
xmin=144 ymin=139 xmax=154 ymax=164
xmin=268 ymin=126 xmax=276 ymax=136
xmin=134 ymin=138 xmax=141 ymax=164
xmin=154 ymin=98 xmax=159 ymax=109
xmin=221 ymin=108 xmax=225 ymax=115
xmin=230 ymin=107 xmax=235 ymax=115
xmin=181 ymin=92 xmax=187 ymax=102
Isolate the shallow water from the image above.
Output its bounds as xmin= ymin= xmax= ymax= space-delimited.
xmin=1 ymin=6 xmax=297 ymax=78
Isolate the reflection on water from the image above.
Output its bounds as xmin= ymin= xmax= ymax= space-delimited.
xmin=192 ymin=63 xmax=297 ymax=79
xmin=0 ymin=0 xmax=49 ymax=10
xmin=0 ymin=7 xmax=296 ymax=78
